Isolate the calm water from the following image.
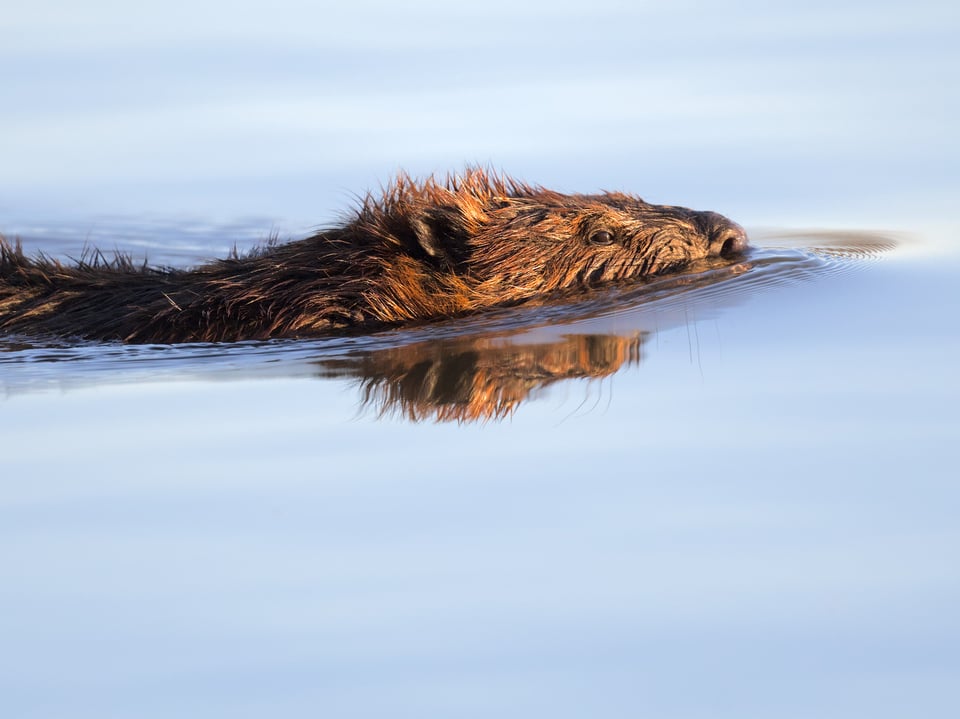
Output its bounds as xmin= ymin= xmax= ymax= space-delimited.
xmin=2 ymin=2 xmax=959 ymax=718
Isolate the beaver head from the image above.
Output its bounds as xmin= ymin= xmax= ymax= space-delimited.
xmin=352 ymin=169 xmax=747 ymax=319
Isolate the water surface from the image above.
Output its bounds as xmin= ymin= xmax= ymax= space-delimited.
xmin=1 ymin=1 xmax=958 ymax=717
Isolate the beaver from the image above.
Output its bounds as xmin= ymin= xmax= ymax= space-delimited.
xmin=0 ymin=169 xmax=747 ymax=343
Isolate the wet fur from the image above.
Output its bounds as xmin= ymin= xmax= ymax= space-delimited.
xmin=0 ymin=169 xmax=746 ymax=343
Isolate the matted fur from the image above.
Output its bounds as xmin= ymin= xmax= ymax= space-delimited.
xmin=0 ymin=169 xmax=747 ymax=343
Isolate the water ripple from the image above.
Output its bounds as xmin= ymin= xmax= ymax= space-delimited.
xmin=0 ymin=229 xmax=896 ymax=401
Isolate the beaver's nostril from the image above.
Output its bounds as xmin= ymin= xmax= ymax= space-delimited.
xmin=720 ymin=235 xmax=745 ymax=258
xmin=697 ymin=211 xmax=748 ymax=259
xmin=713 ymin=225 xmax=748 ymax=258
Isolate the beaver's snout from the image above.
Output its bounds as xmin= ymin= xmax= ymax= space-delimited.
xmin=700 ymin=211 xmax=748 ymax=258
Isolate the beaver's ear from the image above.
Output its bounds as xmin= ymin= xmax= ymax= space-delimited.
xmin=407 ymin=206 xmax=470 ymax=271
xmin=409 ymin=213 xmax=447 ymax=261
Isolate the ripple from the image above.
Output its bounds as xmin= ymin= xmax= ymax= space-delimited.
xmin=0 ymin=229 xmax=897 ymax=397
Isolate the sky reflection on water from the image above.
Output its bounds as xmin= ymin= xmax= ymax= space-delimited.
xmin=2 ymin=233 xmax=958 ymax=718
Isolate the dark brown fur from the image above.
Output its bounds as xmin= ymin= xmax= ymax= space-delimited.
xmin=0 ymin=169 xmax=747 ymax=344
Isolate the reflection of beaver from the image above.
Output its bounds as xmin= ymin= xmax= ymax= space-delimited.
xmin=0 ymin=169 xmax=747 ymax=343
xmin=317 ymin=332 xmax=645 ymax=422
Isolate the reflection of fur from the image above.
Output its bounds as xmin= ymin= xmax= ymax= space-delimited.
xmin=0 ymin=169 xmax=746 ymax=343
xmin=317 ymin=333 xmax=645 ymax=422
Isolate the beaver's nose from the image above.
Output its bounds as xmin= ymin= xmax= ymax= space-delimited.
xmin=700 ymin=212 xmax=748 ymax=258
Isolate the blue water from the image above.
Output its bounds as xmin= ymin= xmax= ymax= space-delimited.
xmin=1 ymin=1 xmax=959 ymax=717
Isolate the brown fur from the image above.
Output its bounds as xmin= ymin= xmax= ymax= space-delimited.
xmin=318 ymin=332 xmax=645 ymax=423
xmin=0 ymin=169 xmax=747 ymax=343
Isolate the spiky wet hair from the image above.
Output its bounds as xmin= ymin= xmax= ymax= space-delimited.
xmin=0 ymin=168 xmax=746 ymax=343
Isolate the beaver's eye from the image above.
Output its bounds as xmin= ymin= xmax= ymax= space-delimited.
xmin=588 ymin=230 xmax=615 ymax=246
